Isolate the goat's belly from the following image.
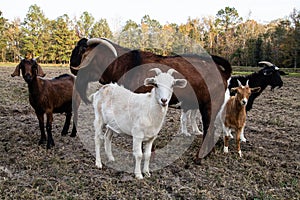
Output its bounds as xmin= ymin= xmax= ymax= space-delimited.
xmin=103 ymin=113 xmax=162 ymax=139
xmin=103 ymin=111 xmax=133 ymax=135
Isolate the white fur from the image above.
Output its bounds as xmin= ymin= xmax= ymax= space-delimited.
xmin=224 ymin=146 xmax=229 ymax=153
xmin=91 ymin=68 xmax=187 ymax=179
xmin=180 ymin=109 xmax=203 ymax=136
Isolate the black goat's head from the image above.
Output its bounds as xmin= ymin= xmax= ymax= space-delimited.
xmin=11 ymin=57 xmax=46 ymax=83
xmin=69 ymin=38 xmax=88 ymax=75
xmin=258 ymin=61 xmax=283 ymax=90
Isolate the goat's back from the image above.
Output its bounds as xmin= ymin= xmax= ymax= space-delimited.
xmin=93 ymin=83 xmax=166 ymax=138
xmin=32 ymin=74 xmax=75 ymax=113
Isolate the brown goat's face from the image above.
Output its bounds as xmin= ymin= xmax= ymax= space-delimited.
xmin=11 ymin=58 xmax=46 ymax=81
xmin=231 ymin=86 xmax=261 ymax=106
xmin=20 ymin=60 xmax=36 ymax=83
xmin=15 ymin=59 xmax=45 ymax=83
xmin=236 ymin=86 xmax=251 ymax=106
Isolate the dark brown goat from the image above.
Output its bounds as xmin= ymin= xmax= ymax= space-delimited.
xmin=11 ymin=58 xmax=80 ymax=149
xmin=70 ymin=38 xmax=232 ymax=162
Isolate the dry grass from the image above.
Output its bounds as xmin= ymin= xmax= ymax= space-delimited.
xmin=0 ymin=66 xmax=299 ymax=199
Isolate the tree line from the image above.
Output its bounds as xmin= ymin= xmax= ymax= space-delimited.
xmin=0 ymin=4 xmax=299 ymax=68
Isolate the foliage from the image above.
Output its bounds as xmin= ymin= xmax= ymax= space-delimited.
xmin=0 ymin=5 xmax=299 ymax=67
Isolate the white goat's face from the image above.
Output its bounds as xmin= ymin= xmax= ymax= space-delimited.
xmin=154 ymin=73 xmax=175 ymax=107
xmin=144 ymin=68 xmax=187 ymax=107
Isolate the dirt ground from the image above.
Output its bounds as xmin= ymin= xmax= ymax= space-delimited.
xmin=0 ymin=66 xmax=299 ymax=199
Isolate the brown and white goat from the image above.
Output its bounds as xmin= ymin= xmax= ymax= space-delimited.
xmin=220 ymin=80 xmax=260 ymax=157
xmin=11 ymin=58 xmax=80 ymax=149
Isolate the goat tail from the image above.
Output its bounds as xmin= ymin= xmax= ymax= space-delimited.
xmin=211 ymin=55 xmax=232 ymax=80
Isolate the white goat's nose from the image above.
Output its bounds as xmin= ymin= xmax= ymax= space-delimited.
xmin=161 ymin=98 xmax=167 ymax=104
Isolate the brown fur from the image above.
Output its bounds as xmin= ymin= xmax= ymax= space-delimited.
xmin=11 ymin=59 xmax=80 ymax=149
xmin=223 ymin=85 xmax=260 ymax=156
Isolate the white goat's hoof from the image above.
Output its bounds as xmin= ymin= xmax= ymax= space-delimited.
xmin=135 ymin=173 xmax=143 ymax=179
xmin=240 ymin=137 xmax=247 ymax=143
xmin=238 ymin=150 xmax=242 ymax=157
xmin=182 ymin=131 xmax=191 ymax=137
xmin=108 ymin=156 xmax=115 ymax=162
xmin=144 ymin=171 xmax=151 ymax=178
xmin=224 ymin=146 xmax=229 ymax=153
xmin=194 ymin=130 xmax=203 ymax=135
xmin=95 ymin=161 xmax=102 ymax=169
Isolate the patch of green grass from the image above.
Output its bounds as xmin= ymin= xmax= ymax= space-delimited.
xmin=287 ymin=72 xmax=300 ymax=77
xmin=232 ymin=71 xmax=253 ymax=76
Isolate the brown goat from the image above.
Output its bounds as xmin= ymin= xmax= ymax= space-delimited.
xmin=11 ymin=58 xmax=80 ymax=149
xmin=222 ymin=80 xmax=260 ymax=157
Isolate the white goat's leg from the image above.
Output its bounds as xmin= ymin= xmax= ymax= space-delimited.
xmin=236 ymin=128 xmax=242 ymax=157
xmin=191 ymin=109 xmax=202 ymax=135
xmin=240 ymin=126 xmax=247 ymax=142
xmin=143 ymin=137 xmax=156 ymax=178
xmin=223 ymin=127 xmax=231 ymax=154
xmin=104 ymin=129 xmax=115 ymax=162
xmin=180 ymin=110 xmax=191 ymax=136
xmin=94 ymin=117 xmax=103 ymax=169
xmin=132 ymin=137 xmax=143 ymax=179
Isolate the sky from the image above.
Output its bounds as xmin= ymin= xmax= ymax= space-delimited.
xmin=1 ymin=0 xmax=299 ymax=31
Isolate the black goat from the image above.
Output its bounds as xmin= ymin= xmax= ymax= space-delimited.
xmin=228 ymin=61 xmax=283 ymax=112
xmin=11 ymin=58 xmax=79 ymax=149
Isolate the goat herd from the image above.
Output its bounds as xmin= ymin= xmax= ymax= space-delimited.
xmin=11 ymin=38 xmax=284 ymax=179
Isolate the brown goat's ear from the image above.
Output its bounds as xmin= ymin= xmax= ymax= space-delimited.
xmin=11 ymin=64 xmax=20 ymax=77
xmin=37 ymin=65 xmax=46 ymax=77
xmin=251 ymin=87 xmax=261 ymax=93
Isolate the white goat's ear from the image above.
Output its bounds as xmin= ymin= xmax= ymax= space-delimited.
xmin=251 ymin=87 xmax=261 ymax=93
xmin=144 ymin=77 xmax=156 ymax=87
xmin=173 ymin=79 xmax=187 ymax=88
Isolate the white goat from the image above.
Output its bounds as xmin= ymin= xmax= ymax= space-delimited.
xmin=91 ymin=68 xmax=187 ymax=179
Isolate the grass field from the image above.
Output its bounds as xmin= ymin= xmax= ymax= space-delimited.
xmin=0 ymin=65 xmax=299 ymax=199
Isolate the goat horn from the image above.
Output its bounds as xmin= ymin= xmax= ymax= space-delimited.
xmin=70 ymin=66 xmax=81 ymax=71
xmin=258 ymin=61 xmax=274 ymax=67
xmin=259 ymin=61 xmax=280 ymax=70
xmin=246 ymin=80 xmax=249 ymax=86
xmin=150 ymin=68 xmax=162 ymax=75
xmin=237 ymin=79 xmax=242 ymax=87
xmin=167 ymin=68 xmax=178 ymax=76
xmin=18 ymin=55 xmax=24 ymax=60
xmin=87 ymin=38 xmax=118 ymax=57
